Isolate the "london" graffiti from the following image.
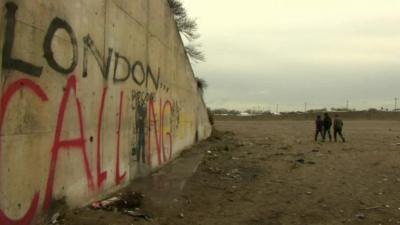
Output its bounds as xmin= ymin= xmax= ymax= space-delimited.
xmin=0 ymin=2 xmax=180 ymax=225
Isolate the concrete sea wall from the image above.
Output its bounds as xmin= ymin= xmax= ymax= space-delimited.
xmin=0 ymin=0 xmax=212 ymax=224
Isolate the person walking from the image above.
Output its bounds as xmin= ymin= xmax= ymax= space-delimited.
xmin=333 ymin=114 xmax=346 ymax=142
xmin=323 ymin=112 xmax=332 ymax=141
xmin=315 ymin=115 xmax=324 ymax=141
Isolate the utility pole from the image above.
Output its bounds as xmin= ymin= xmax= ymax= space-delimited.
xmin=395 ymin=97 xmax=398 ymax=112
xmin=346 ymin=100 xmax=349 ymax=110
xmin=304 ymin=102 xmax=307 ymax=112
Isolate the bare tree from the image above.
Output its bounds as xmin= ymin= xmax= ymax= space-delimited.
xmin=176 ymin=17 xmax=200 ymax=41
xmin=185 ymin=44 xmax=205 ymax=63
xmin=167 ymin=0 xmax=185 ymax=17
xmin=167 ymin=0 xmax=205 ymax=62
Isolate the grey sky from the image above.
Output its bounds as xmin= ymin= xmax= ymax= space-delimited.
xmin=182 ymin=0 xmax=400 ymax=111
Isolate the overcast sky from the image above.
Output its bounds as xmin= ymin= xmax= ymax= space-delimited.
xmin=182 ymin=0 xmax=400 ymax=112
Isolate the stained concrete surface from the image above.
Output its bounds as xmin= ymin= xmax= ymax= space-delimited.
xmin=0 ymin=0 xmax=211 ymax=223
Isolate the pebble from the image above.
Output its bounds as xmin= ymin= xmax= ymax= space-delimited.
xmin=355 ymin=212 xmax=366 ymax=219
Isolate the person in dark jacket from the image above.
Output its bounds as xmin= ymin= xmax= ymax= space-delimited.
xmin=334 ymin=114 xmax=346 ymax=142
xmin=323 ymin=112 xmax=332 ymax=141
xmin=315 ymin=115 xmax=323 ymax=141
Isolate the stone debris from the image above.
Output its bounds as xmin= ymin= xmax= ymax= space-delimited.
xmin=124 ymin=209 xmax=153 ymax=221
xmin=207 ymin=167 xmax=222 ymax=174
xmin=355 ymin=212 xmax=366 ymax=219
xmin=224 ymin=168 xmax=242 ymax=180
xmin=280 ymin=145 xmax=291 ymax=150
xmin=49 ymin=212 xmax=62 ymax=224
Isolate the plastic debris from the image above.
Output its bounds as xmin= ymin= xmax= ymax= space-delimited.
xmin=90 ymin=192 xmax=143 ymax=211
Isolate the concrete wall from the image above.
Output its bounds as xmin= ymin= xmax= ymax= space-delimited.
xmin=0 ymin=0 xmax=212 ymax=224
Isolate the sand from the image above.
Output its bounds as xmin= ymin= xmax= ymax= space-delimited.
xmin=63 ymin=120 xmax=400 ymax=225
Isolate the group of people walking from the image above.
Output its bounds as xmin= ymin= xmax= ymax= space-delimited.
xmin=315 ymin=113 xmax=345 ymax=142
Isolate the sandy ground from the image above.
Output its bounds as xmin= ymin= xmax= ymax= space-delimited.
xmin=62 ymin=120 xmax=400 ymax=225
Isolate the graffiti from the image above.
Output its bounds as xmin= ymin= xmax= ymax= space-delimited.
xmin=2 ymin=2 xmax=165 ymax=90
xmin=43 ymin=17 xmax=78 ymax=75
xmin=161 ymin=100 xmax=173 ymax=163
xmin=131 ymin=90 xmax=154 ymax=110
xmin=115 ymin=91 xmax=127 ymax=185
xmin=135 ymin=101 xmax=147 ymax=163
xmin=3 ymin=2 xmax=78 ymax=77
xmin=130 ymin=91 xmax=178 ymax=166
xmin=2 ymin=3 xmax=43 ymax=77
xmin=0 ymin=2 xmax=189 ymax=225
xmin=0 ymin=76 xmax=139 ymax=224
xmin=131 ymin=61 xmax=146 ymax=86
xmin=96 ymin=87 xmax=108 ymax=189
xmin=131 ymin=90 xmax=152 ymax=163
xmin=147 ymin=99 xmax=174 ymax=167
xmin=171 ymin=100 xmax=181 ymax=131
xmin=43 ymin=75 xmax=95 ymax=209
xmin=0 ymin=79 xmax=47 ymax=225
xmin=82 ymin=35 xmax=113 ymax=80
xmin=113 ymin=53 xmax=131 ymax=83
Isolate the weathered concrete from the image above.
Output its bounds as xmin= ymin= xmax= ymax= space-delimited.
xmin=0 ymin=0 xmax=212 ymax=224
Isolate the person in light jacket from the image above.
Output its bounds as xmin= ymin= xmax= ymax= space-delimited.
xmin=333 ymin=114 xmax=346 ymax=142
